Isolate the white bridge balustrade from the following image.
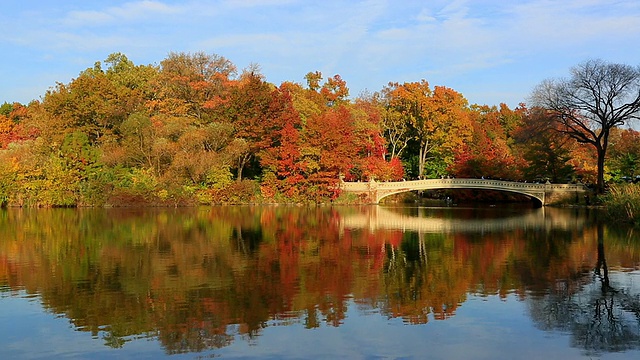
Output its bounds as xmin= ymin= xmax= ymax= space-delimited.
xmin=339 ymin=178 xmax=590 ymax=206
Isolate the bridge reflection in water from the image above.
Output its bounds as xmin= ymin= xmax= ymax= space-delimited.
xmin=339 ymin=206 xmax=586 ymax=233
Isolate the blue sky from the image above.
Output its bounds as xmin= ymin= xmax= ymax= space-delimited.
xmin=1 ymin=0 xmax=639 ymax=108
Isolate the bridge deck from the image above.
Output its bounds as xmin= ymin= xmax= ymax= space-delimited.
xmin=340 ymin=178 xmax=588 ymax=205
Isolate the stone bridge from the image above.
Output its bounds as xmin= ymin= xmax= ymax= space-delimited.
xmin=340 ymin=178 xmax=590 ymax=206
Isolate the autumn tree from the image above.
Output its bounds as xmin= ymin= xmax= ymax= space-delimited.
xmin=423 ymin=86 xmax=473 ymax=176
xmin=151 ymin=51 xmax=236 ymax=120
xmin=385 ymin=81 xmax=472 ymax=179
xmin=351 ymin=95 xmax=384 ymax=160
xmin=102 ymin=54 xmax=159 ymax=130
xmin=0 ymin=102 xmax=29 ymax=148
xmin=606 ymin=128 xmax=640 ymax=182
xmin=40 ymin=66 xmax=122 ymax=144
xmin=531 ymin=59 xmax=640 ymax=193
xmin=115 ymin=112 xmax=160 ymax=170
xmin=320 ymin=74 xmax=349 ymax=106
xmin=33 ymin=53 xmax=158 ymax=149
xmin=379 ymin=88 xmax=411 ymax=160
xmin=513 ymin=107 xmax=575 ymax=183
xmin=0 ymin=102 xmax=27 ymax=204
xmin=0 ymin=103 xmax=16 ymax=146
xmin=225 ymin=72 xmax=283 ymax=180
xmin=384 ymin=81 xmax=429 ymax=178
xmin=301 ymin=106 xmax=356 ymax=200
xmin=350 ymin=93 xmax=403 ymax=181
xmin=257 ymin=85 xmax=306 ymax=199
xmin=452 ymin=104 xmax=525 ymax=180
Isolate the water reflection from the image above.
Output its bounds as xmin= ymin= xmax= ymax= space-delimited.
xmin=0 ymin=206 xmax=639 ymax=358
xmin=527 ymin=222 xmax=640 ymax=355
xmin=340 ymin=205 xmax=586 ymax=233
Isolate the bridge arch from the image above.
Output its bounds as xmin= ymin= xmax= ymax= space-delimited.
xmin=340 ymin=178 xmax=588 ymax=206
xmin=378 ymin=185 xmax=545 ymax=206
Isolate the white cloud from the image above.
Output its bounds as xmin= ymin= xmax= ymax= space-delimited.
xmin=1 ymin=0 xmax=640 ymax=106
xmin=63 ymin=10 xmax=115 ymax=26
xmin=416 ymin=8 xmax=437 ymax=23
xmin=63 ymin=0 xmax=186 ymax=27
xmin=438 ymin=0 xmax=471 ymax=21
xmin=503 ymin=0 xmax=640 ymax=47
xmin=221 ymin=0 xmax=297 ymax=8
xmin=198 ymin=33 xmax=285 ymax=49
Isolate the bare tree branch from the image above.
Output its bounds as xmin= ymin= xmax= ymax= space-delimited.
xmin=531 ymin=59 xmax=640 ymax=193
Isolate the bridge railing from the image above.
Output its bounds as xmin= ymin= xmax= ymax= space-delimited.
xmin=340 ymin=178 xmax=588 ymax=192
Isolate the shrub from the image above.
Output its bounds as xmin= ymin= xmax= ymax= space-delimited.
xmin=603 ymin=184 xmax=640 ymax=226
xmin=207 ymin=180 xmax=261 ymax=204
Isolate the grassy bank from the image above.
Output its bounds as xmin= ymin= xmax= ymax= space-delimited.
xmin=602 ymin=184 xmax=640 ymax=226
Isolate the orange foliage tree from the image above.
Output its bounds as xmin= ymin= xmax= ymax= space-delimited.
xmin=384 ymin=81 xmax=472 ymax=179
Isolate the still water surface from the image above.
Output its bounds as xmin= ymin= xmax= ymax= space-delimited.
xmin=1 ymin=205 xmax=639 ymax=359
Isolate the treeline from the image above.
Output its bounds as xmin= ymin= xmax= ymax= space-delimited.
xmin=1 ymin=52 xmax=640 ymax=206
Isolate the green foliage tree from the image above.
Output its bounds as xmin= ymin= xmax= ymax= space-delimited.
xmin=606 ymin=128 xmax=640 ymax=182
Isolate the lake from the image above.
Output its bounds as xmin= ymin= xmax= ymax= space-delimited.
xmin=1 ymin=205 xmax=639 ymax=359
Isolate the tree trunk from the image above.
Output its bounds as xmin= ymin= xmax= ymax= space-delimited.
xmin=596 ymin=146 xmax=606 ymax=194
xmin=418 ymin=139 xmax=430 ymax=179
xmin=418 ymin=146 xmax=424 ymax=179
xmin=236 ymin=153 xmax=250 ymax=181
xmin=595 ymin=222 xmax=610 ymax=290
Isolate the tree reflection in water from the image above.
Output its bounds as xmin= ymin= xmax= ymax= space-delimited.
xmin=1 ymin=206 xmax=640 ymax=358
xmin=527 ymin=222 xmax=640 ymax=355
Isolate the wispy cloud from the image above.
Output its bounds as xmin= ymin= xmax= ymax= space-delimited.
xmin=1 ymin=0 xmax=639 ymax=106
xmin=503 ymin=0 xmax=640 ymax=47
xmin=221 ymin=0 xmax=297 ymax=8
xmin=198 ymin=33 xmax=285 ymax=49
xmin=63 ymin=0 xmax=186 ymax=26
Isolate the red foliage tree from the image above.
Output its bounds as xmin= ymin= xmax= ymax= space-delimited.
xmin=450 ymin=104 xmax=525 ymax=180
xmin=259 ymin=86 xmax=307 ymax=199
xmin=302 ymin=106 xmax=356 ymax=200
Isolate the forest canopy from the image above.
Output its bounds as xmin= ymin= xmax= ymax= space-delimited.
xmin=1 ymin=52 xmax=639 ymax=207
